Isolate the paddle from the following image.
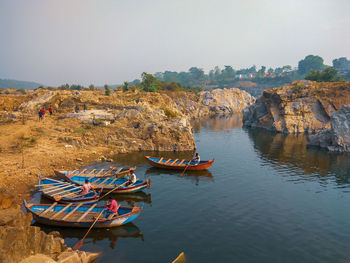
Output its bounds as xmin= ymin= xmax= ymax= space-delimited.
xmin=180 ymin=161 xmax=192 ymax=178
xmin=73 ymin=208 xmax=105 ymax=250
xmin=98 ymin=181 xmax=128 ymax=200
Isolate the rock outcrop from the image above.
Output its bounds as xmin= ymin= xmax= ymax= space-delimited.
xmin=243 ymin=81 xmax=350 ymax=134
xmin=0 ymin=191 xmax=99 ymax=263
xmin=307 ymin=106 xmax=350 ymax=152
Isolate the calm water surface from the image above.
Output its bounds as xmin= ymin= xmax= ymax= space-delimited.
xmin=36 ymin=116 xmax=350 ymax=263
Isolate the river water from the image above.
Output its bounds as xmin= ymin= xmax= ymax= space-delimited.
xmin=36 ymin=115 xmax=350 ymax=263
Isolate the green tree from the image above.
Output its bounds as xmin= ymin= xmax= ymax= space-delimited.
xmin=104 ymin=84 xmax=111 ymax=96
xmin=298 ymin=55 xmax=325 ymax=75
xmin=305 ymin=67 xmax=343 ymax=82
xmin=89 ymin=84 xmax=95 ymax=91
xmin=121 ymin=81 xmax=129 ymax=92
xmin=141 ymin=72 xmax=160 ymax=92
xmin=332 ymin=57 xmax=350 ymax=70
xmin=189 ymin=67 xmax=205 ymax=83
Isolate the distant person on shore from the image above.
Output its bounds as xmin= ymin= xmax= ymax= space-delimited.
xmin=80 ymin=179 xmax=94 ymax=195
xmin=38 ymin=110 xmax=43 ymax=121
xmin=83 ymin=103 xmax=87 ymax=111
xmin=41 ymin=108 xmax=45 ymax=119
xmin=104 ymin=196 xmax=119 ymax=218
xmin=75 ymin=104 xmax=79 ymax=113
xmin=49 ymin=105 xmax=53 ymax=116
xmin=192 ymin=153 xmax=200 ymax=165
xmin=126 ymin=169 xmax=137 ymax=186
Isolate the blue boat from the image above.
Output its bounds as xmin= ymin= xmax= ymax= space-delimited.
xmin=24 ymin=201 xmax=142 ymax=228
xmin=38 ymin=177 xmax=99 ymax=204
xmin=66 ymin=175 xmax=151 ymax=194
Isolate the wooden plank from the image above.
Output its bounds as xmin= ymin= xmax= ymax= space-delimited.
xmin=54 ymin=187 xmax=82 ymax=197
xmin=86 ymin=169 xmax=96 ymax=175
xmin=44 ymin=184 xmax=72 ymax=194
xmin=104 ymin=177 xmax=119 ymax=188
xmin=40 ymin=202 xmax=58 ymax=215
xmin=60 ymin=190 xmax=81 ymax=198
xmin=178 ymin=159 xmax=185 ymax=166
xmin=169 ymin=159 xmax=178 ymax=166
xmin=95 ymin=169 xmax=104 ymax=177
xmin=76 ymin=169 xmax=87 ymax=176
xmin=61 ymin=203 xmax=83 ymax=220
xmin=77 ymin=204 xmax=97 ymax=222
xmin=95 ymin=178 xmax=110 ymax=187
xmin=50 ymin=203 xmax=73 ymax=219
xmin=164 ymin=159 xmax=172 ymax=164
xmin=38 ymin=182 xmax=67 ymax=191
xmin=158 ymin=157 xmax=163 ymax=163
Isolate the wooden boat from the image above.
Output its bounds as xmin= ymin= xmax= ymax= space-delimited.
xmin=144 ymin=156 xmax=214 ymax=170
xmin=66 ymin=175 xmax=151 ymax=194
xmin=54 ymin=166 xmax=136 ymax=181
xmin=24 ymin=201 xmax=142 ymax=228
xmin=38 ymin=177 xmax=98 ymax=204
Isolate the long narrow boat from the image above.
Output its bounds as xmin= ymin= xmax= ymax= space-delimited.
xmin=144 ymin=156 xmax=214 ymax=170
xmin=66 ymin=175 xmax=151 ymax=194
xmin=54 ymin=167 xmax=136 ymax=181
xmin=38 ymin=177 xmax=98 ymax=204
xmin=24 ymin=201 xmax=142 ymax=228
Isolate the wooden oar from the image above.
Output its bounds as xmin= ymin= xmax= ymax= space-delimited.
xmin=98 ymin=181 xmax=128 ymax=200
xmin=73 ymin=208 xmax=105 ymax=250
xmin=180 ymin=161 xmax=192 ymax=178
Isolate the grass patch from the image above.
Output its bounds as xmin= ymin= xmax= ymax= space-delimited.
xmin=75 ymin=128 xmax=88 ymax=134
xmin=161 ymin=106 xmax=178 ymax=119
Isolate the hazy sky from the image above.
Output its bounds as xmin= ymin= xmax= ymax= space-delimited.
xmin=0 ymin=0 xmax=349 ymax=86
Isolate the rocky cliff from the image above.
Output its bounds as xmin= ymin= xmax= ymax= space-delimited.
xmin=307 ymin=106 xmax=350 ymax=152
xmin=243 ymin=81 xmax=350 ymax=134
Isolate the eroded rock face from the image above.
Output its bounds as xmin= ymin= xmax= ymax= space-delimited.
xmin=243 ymin=81 xmax=350 ymax=134
xmin=307 ymin=106 xmax=350 ymax=152
xmin=199 ymin=88 xmax=255 ymax=117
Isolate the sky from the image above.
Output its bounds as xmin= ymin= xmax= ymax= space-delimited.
xmin=0 ymin=0 xmax=349 ymax=86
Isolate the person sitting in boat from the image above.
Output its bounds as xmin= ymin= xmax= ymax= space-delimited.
xmin=192 ymin=153 xmax=200 ymax=165
xmin=104 ymin=196 xmax=119 ymax=218
xmin=126 ymin=169 xmax=137 ymax=186
xmin=80 ymin=179 xmax=94 ymax=195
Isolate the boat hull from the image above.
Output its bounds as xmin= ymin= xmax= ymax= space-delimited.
xmin=25 ymin=202 xmax=142 ymax=228
xmin=145 ymin=156 xmax=214 ymax=170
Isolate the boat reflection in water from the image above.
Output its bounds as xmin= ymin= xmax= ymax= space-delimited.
xmin=109 ymin=191 xmax=152 ymax=207
xmin=145 ymin=167 xmax=214 ymax=185
xmin=35 ymin=222 xmax=143 ymax=249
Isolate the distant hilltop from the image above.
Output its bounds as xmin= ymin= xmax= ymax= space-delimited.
xmin=0 ymin=78 xmax=42 ymax=90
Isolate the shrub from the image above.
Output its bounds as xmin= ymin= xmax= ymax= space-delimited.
xmin=162 ymin=107 xmax=178 ymax=119
xmin=75 ymin=128 xmax=88 ymax=134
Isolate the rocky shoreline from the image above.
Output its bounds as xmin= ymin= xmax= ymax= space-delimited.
xmin=0 ymin=87 xmax=254 ymax=262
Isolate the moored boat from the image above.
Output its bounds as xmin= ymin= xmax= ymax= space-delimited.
xmin=144 ymin=156 xmax=214 ymax=170
xmin=54 ymin=166 xmax=136 ymax=181
xmin=66 ymin=175 xmax=151 ymax=194
xmin=38 ymin=177 xmax=98 ymax=204
xmin=24 ymin=201 xmax=142 ymax=228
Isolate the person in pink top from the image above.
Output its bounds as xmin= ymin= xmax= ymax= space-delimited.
xmin=104 ymin=196 xmax=119 ymax=218
xmin=80 ymin=179 xmax=94 ymax=195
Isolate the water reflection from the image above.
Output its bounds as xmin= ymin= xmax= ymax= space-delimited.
xmin=246 ymin=128 xmax=350 ymax=187
xmin=192 ymin=113 xmax=242 ymax=132
xmin=110 ymin=192 xmax=151 ymax=206
xmin=36 ymin=222 xmax=143 ymax=249
xmin=145 ymin=167 xmax=213 ymax=185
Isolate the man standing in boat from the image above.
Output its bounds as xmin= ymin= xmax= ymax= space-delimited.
xmin=104 ymin=196 xmax=119 ymax=218
xmin=192 ymin=153 xmax=200 ymax=165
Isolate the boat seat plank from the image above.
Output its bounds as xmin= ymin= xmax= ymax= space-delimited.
xmin=158 ymin=157 xmax=163 ymax=163
xmin=77 ymin=204 xmax=97 ymax=222
xmin=170 ymin=159 xmax=178 ymax=165
xmin=44 ymin=185 xmax=72 ymax=194
xmin=105 ymin=177 xmax=118 ymax=187
xmin=40 ymin=202 xmax=58 ymax=215
xmin=61 ymin=203 xmax=83 ymax=220
xmin=58 ymin=188 xmax=82 ymax=198
xmin=86 ymin=169 xmax=96 ymax=175
xmin=164 ymin=159 xmax=172 ymax=164
xmin=95 ymin=178 xmax=110 ymax=187
xmin=50 ymin=203 xmax=73 ymax=219
xmin=178 ymin=159 xmax=185 ymax=166
xmin=77 ymin=169 xmax=88 ymax=176
xmin=95 ymin=169 xmax=104 ymax=177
